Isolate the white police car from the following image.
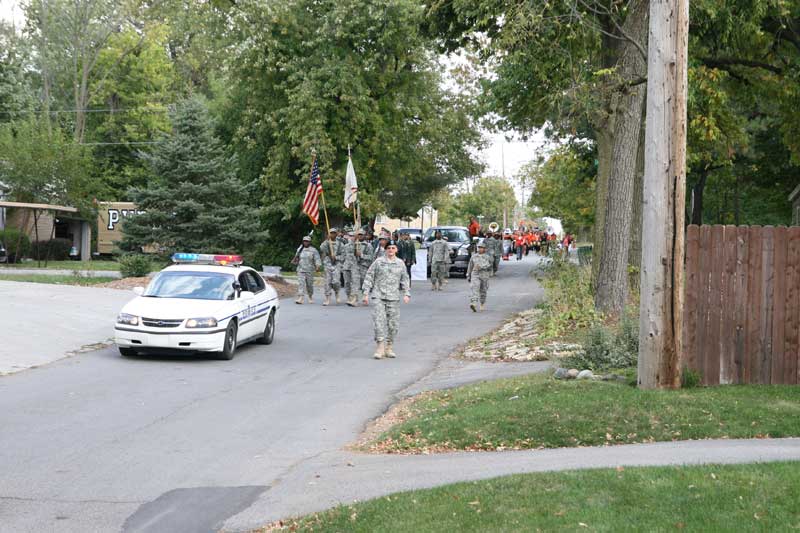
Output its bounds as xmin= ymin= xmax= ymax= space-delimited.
xmin=114 ymin=254 xmax=279 ymax=360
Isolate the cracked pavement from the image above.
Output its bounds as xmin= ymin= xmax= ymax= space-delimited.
xmin=0 ymin=256 xmax=544 ymax=532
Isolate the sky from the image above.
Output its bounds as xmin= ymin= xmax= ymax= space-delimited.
xmin=0 ymin=0 xmax=23 ymax=26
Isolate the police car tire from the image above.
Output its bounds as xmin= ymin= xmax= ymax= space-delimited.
xmin=256 ymin=310 xmax=275 ymax=345
xmin=218 ymin=321 xmax=238 ymax=360
xmin=119 ymin=347 xmax=137 ymax=357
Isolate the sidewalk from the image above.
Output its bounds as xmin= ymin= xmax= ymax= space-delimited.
xmin=223 ymin=438 xmax=800 ymax=531
xmin=0 ymin=268 xmax=122 ymax=278
xmin=0 ymin=281 xmax=134 ymax=375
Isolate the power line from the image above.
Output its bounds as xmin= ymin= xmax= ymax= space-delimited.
xmin=80 ymin=141 xmax=165 ymax=146
xmin=0 ymin=106 xmax=172 ymax=117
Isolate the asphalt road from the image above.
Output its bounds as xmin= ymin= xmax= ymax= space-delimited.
xmin=0 ymin=255 xmax=543 ymax=533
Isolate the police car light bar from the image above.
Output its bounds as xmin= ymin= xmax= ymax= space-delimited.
xmin=171 ymin=253 xmax=244 ymax=266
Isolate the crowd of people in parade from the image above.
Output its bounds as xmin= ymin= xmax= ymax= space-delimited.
xmin=291 ymin=218 xmax=574 ymax=360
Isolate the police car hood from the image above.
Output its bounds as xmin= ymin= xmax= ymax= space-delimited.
xmin=123 ymin=297 xmax=228 ymax=320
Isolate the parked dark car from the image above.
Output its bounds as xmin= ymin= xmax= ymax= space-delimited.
xmin=421 ymin=226 xmax=472 ymax=277
xmin=397 ymin=228 xmax=423 ymax=243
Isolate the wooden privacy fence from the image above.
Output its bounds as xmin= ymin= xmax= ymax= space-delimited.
xmin=684 ymin=225 xmax=800 ymax=385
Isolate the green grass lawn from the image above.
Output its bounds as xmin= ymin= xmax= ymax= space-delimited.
xmin=367 ymin=373 xmax=800 ymax=453
xmin=0 ymin=274 xmax=117 ymax=286
xmin=277 ymin=462 xmax=800 ymax=532
xmin=1 ymin=260 xmax=123 ymax=270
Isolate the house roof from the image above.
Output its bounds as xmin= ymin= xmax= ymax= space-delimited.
xmin=0 ymin=201 xmax=78 ymax=213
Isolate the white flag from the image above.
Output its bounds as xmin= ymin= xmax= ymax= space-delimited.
xmin=344 ymin=155 xmax=358 ymax=208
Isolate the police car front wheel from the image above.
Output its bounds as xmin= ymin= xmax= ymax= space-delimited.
xmin=256 ymin=310 xmax=275 ymax=345
xmin=217 ymin=321 xmax=238 ymax=360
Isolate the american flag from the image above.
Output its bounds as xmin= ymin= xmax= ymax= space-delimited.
xmin=302 ymin=158 xmax=323 ymax=225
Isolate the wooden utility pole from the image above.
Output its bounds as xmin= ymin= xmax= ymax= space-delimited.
xmin=638 ymin=0 xmax=688 ymax=389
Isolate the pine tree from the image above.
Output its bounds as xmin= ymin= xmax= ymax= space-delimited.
xmin=121 ymin=97 xmax=266 ymax=255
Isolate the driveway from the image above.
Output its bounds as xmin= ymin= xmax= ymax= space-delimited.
xmin=0 ymin=256 xmax=544 ymax=532
xmin=0 ymin=281 xmax=135 ymax=375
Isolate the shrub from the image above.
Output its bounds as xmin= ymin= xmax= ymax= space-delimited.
xmin=681 ymin=368 xmax=702 ymax=388
xmin=118 ymin=254 xmax=153 ymax=278
xmin=0 ymin=228 xmax=31 ymax=262
xmin=30 ymin=238 xmax=74 ymax=261
xmin=563 ymin=312 xmax=640 ymax=371
xmin=536 ymin=262 xmax=600 ymax=339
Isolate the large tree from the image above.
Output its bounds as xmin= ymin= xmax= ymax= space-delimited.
xmin=121 ymin=98 xmax=266 ymax=255
xmin=220 ymin=0 xmax=483 ymax=265
xmin=425 ymin=0 xmax=650 ymax=314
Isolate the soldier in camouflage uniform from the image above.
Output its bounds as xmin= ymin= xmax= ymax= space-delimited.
xmin=342 ymin=231 xmax=362 ymax=306
xmin=492 ymin=231 xmax=503 ymax=275
xmin=294 ymin=235 xmax=321 ymax=304
xmin=373 ymin=234 xmax=388 ymax=262
xmin=356 ymin=229 xmax=374 ymax=296
xmin=428 ymin=230 xmax=450 ymax=291
xmin=362 ymin=240 xmax=411 ymax=359
xmin=319 ymin=228 xmax=344 ymax=305
xmin=483 ymin=232 xmax=497 ymax=275
xmin=467 ymin=240 xmax=492 ymax=312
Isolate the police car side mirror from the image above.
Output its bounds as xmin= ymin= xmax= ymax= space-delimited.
xmin=239 ymin=291 xmax=255 ymax=301
xmin=132 ymin=287 xmax=144 ymax=296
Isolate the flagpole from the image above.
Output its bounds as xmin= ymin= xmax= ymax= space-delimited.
xmin=309 ymin=151 xmax=331 ymax=235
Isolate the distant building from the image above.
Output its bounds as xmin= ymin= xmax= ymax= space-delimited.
xmin=374 ymin=206 xmax=438 ymax=233
xmin=791 ymin=184 xmax=800 ymax=226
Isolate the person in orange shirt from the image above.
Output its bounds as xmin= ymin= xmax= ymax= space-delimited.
xmin=468 ymin=216 xmax=480 ymax=239
xmin=514 ymin=232 xmax=526 ymax=260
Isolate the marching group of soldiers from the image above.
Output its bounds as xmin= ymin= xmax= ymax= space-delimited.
xmin=292 ymin=226 xmax=500 ymax=360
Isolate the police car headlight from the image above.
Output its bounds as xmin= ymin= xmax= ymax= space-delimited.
xmin=185 ymin=317 xmax=218 ymax=328
xmin=117 ymin=313 xmax=139 ymax=326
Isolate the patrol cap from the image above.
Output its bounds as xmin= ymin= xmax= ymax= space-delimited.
xmin=378 ymin=234 xmax=389 ymax=241
xmin=302 ymin=235 xmax=312 ymax=241
xmin=329 ymin=227 xmax=338 ymax=233
xmin=356 ymin=229 xmax=365 ymax=235
xmin=386 ymin=239 xmax=398 ymax=247
xmin=477 ymin=239 xmax=487 ymax=248
xmin=347 ymin=231 xmax=355 ymax=237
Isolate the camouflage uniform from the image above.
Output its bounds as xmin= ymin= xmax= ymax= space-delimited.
xmin=467 ymin=250 xmax=492 ymax=309
xmin=362 ymin=255 xmax=410 ymax=343
xmin=319 ymin=238 xmax=344 ymax=299
xmin=490 ymin=235 xmax=503 ymax=273
xmin=295 ymin=244 xmax=321 ymax=300
xmin=342 ymin=238 xmax=362 ymax=302
xmin=358 ymin=238 xmax=375 ymax=294
xmin=428 ymin=238 xmax=450 ymax=289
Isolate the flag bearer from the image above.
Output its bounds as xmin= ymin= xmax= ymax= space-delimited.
xmin=294 ymin=235 xmax=321 ymax=304
xmin=320 ymin=227 xmax=344 ymax=305
xmin=362 ymin=240 xmax=411 ymax=359
xmin=467 ymin=239 xmax=493 ymax=312
xmin=343 ymin=231 xmax=361 ymax=306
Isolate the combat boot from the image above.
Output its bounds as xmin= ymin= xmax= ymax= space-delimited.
xmin=323 ymin=296 xmax=330 ymax=306
xmin=335 ymin=293 xmax=342 ymax=304
xmin=470 ymin=302 xmax=477 ymax=312
xmin=373 ymin=341 xmax=385 ymax=359
xmin=347 ymin=294 xmax=357 ymax=307
xmin=295 ymin=296 xmax=304 ymax=305
xmin=385 ymin=343 xmax=396 ymax=358
xmin=308 ymin=297 xmax=314 ymax=304
xmin=480 ymin=303 xmax=485 ymax=311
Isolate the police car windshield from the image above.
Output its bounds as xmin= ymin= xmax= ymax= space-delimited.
xmin=144 ymin=271 xmax=236 ymax=300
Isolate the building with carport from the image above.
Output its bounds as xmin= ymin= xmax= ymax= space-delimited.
xmin=0 ymin=201 xmax=92 ymax=260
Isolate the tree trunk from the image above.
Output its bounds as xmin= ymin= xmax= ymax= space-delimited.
xmin=690 ymin=171 xmax=708 ymax=225
xmin=594 ymin=0 xmax=650 ymax=315
xmin=628 ymin=111 xmax=646 ymax=293
xmin=638 ymin=0 xmax=688 ymax=389
xmin=592 ymin=128 xmax=613 ymax=286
